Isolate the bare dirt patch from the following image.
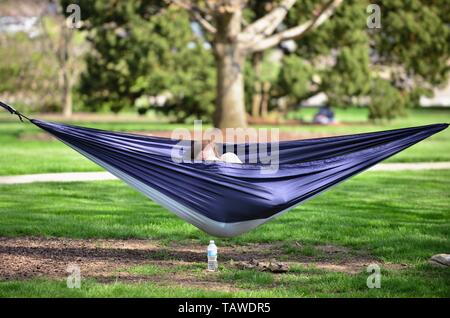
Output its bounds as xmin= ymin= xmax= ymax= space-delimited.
xmin=0 ymin=237 xmax=406 ymax=290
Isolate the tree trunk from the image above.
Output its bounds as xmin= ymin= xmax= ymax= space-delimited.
xmin=251 ymin=81 xmax=262 ymax=118
xmin=60 ymin=24 xmax=73 ymax=118
xmin=62 ymin=70 xmax=72 ymax=118
xmin=251 ymin=52 xmax=263 ymax=117
xmin=261 ymin=81 xmax=271 ymax=118
xmin=213 ymin=7 xmax=247 ymax=129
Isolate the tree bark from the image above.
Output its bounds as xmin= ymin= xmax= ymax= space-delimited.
xmin=62 ymin=70 xmax=72 ymax=117
xmin=213 ymin=6 xmax=247 ymax=129
xmin=247 ymin=0 xmax=344 ymax=53
xmin=251 ymin=81 xmax=262 ymax=117
xmin=251 ymin=52 xmax=263 ymax=117
xmin=261 ymin=81 xmax=271 ymax=118
xmin=60 ymin=23 xmax=73 ymax=118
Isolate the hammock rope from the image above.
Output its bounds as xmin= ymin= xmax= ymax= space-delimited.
xmin=1 ymin=101 xmax=448 ymax=237
xmin=0 ymin=101 xmax=30 ymax=122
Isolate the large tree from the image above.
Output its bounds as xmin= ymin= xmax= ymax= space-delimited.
xmin=74 ymin=0 xmax=449 ymax=126
xmin=44 ymin=0 xmax=86 ymax=117
xmin=168 ymin=0 xmax=343 ymax=128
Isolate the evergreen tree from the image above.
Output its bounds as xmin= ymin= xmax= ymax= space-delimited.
xmin=76 ymin=1 xmax=215 ymax=121
xmin=279 ymin=0 xmax=450 ymax=120
xmin=73 ymin=0 xmax=449 ymax=123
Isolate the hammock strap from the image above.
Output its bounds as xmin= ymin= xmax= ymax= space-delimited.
xmin=0 ymin=100 xmax=31 ymax=122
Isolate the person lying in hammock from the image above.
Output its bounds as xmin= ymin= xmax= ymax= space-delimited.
xmin=191 ymin=139 xmax=243 ymax=164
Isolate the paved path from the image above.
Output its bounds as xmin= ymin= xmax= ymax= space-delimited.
xmin=1 ymin=162 xmax=450 ymax=185
xmin=0 ymin=172 xmax=116 ymax=185
xmin=369 ymin=162 xmax=450 ymax=171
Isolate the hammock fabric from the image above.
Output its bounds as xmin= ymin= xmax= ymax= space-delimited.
xmin=1 ymin=102 xmax=448 ymax=237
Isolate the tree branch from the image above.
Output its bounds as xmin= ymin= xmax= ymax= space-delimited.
xmin=192 ymin=10 xmax=217 ymax=33
xmin=247 ymin=0 xmax=343 ymax=53
xmin=166 ymin=0 xmax=217 ymax=34
xmin=243 ymin=0 xmax=297 ymax=36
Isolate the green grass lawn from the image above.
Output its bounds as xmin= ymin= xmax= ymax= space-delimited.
xmin=1 ymin=266 xmax=448 ymax=297
xmin=0 ymin=170 xmax=449 ymax=297
xmin=0 ymin=119 xmax=188 ymax=175
xmin=0 ymin=107 xmax=449 ymax=175
xmin=0 ymin=107 xmax=449 ymax=297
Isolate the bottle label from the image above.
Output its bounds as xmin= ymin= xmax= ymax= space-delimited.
xmin=208 ymin=250 xmax=217 ymax=257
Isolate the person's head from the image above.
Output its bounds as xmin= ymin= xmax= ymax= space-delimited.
xmin=190 ymin=138 xmax=219 ymax=160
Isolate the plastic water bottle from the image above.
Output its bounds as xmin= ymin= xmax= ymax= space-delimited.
xmin=207 ymin=240 xmax=218 ymax=271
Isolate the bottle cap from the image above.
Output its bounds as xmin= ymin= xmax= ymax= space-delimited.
xmin=210 ymin=240 xmax=214 ymax=244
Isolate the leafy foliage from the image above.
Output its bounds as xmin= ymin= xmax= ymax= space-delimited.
xmin=275 ymin=55 xmax=315 ymax=105
xmin=375 ymin=0 xmax=450 ymax=86
xmin=323 ymin=42 xmax=371 ymax=108
xmin=76 ymin=1 xmax=215 ymax=121
xmin=278 ymin=0 xmax=450 ymax=119
xmin=33 ymin=0 xmax=450 ymax=121
xmin=0 ymin=30 xmax=59 ymax=112
xmin=368 ymin=78 xmax=406 ymax=121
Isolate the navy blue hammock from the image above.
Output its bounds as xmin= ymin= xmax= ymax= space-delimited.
xmin=1 ymin=101 xmax=448 ymax=237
